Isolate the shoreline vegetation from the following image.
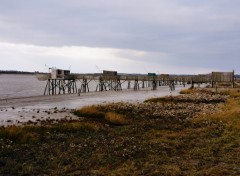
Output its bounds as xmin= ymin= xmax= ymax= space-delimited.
xmin=0 ymin=88 xmax=240 ymax=175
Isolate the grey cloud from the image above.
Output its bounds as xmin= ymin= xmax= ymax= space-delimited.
xmin=0 ymin=0 xmax=240 ymax=72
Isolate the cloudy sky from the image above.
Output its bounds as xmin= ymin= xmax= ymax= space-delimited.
xmin=0 ymin=0 xmax=240 ymax=74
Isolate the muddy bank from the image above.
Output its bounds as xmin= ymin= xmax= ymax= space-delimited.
xmin=0 ymin=85 xmax=186 ymax=126
xmin=88 ymin=90 xmax=227 ymax=124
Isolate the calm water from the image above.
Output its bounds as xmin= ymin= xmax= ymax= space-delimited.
xmin=0 ymin=74 xmax=46 ymax=99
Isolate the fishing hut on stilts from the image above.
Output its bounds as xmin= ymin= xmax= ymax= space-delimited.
xmin=35 ymin=67 xmax=236 ymax=96
xmin=40 ymin=68 xmax=77 ymax=95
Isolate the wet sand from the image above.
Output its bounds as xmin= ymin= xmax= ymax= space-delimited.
xmin=0 ymin=85 xmax=187 ymax=126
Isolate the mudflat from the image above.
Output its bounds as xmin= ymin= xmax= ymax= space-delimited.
xmin=0 ymin=86 xmax=183 ymax=126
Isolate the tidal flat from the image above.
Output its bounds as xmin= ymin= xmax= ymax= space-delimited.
xmin=0 ymin=85 xmax=185 ymax=126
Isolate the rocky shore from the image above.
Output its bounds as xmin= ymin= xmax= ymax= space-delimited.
xmin=0 ymin=85 xmax=182 ymax=126
xmin=17 ymin=89 xmax=227 ymax=126
xmin=94 ymin=90 xmax=227 ymax=123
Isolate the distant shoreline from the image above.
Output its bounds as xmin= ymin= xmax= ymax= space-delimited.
xmin=1 ymin=70 xmax=240 ymax=79
xmin=0 ymin=71 xmax=35 ymax=75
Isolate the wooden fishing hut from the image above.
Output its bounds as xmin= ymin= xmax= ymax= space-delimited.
xmin=126 ymin=75 xmax=148 ymax=90
xmin=43 ymin=68 xmax=77 ymax=95
xmin=211 ymin=70 xmax=235 ymax=88
xmin=77 ymin=70 xmax=122 ymax=93
xmin=158 ymin=74 xmax=170 ymax=86
xmin=190 ymin=74 xmax=211 ymax=87
xmin=97 ymin=70 xmax=120 ymax=91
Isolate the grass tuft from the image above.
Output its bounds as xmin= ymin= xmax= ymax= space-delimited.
xmin=104 ymin=112 xmax=129 ymax=125
xmin=0 ymin=126 xmax=38 ymax=143
xmin=0 ymin=122 xmax=99 ymax=144
xmin=74 ymin=106 xmax=129 ymax=125
xmin=74 ymin=105 xmax=105 ymax=119
xmin=179 ymin=89 xmax=193 ymax=94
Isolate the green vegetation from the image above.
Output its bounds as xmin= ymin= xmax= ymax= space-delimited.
xmin=0 ymin=88 xmax=240 ymax=175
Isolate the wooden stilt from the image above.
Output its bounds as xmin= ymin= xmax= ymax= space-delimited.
xmin=134 ymin=79 xmax=139 ymax=91
xmin=128 ymin=81 xmax=131 ymax=89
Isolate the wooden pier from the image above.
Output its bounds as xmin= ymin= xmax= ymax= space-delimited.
xmin=44 ymin=79 xmax=77 ymax=95
xmin=36 ymin=69 xmax=236 ymax=96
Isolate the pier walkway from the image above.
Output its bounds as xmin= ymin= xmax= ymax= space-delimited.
xmin=38 ymin=71 xmax=235 ymax=95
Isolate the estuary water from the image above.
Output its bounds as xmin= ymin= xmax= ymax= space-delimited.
xmin=0 ymin=74 xmax=45 ymax=99
xmin=0 ymin=74 xmax=186 ymax=99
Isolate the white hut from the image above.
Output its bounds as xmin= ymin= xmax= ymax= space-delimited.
xmin=51 ymin=68 xmax=70 ymax=79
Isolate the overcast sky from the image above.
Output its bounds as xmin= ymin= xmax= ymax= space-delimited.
xmin=1 ymin=0 xmax=240 ymax=74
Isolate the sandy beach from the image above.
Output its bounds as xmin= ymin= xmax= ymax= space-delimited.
xmin=0 ymin=85 xmax=187 ymax=126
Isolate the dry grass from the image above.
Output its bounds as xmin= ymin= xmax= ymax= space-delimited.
xmin=228 ymin=89 xmax=240 ymax=98
xmin=74 ymin=106 xmax=130 ymax=126
xmin=0 ymin=122 xmax=99 ymax=144
xmin=74 ymin=105 xmax=105 ymax=119
xmin=0 ymin=126 xmax=39 ymax=143
xmin=179 ymin=88 xmax=194 ymax=94
xmin=104 ymin=112 xmax=129 ymax=125
xmin=180 ymin=87 xmax=216 ymax=95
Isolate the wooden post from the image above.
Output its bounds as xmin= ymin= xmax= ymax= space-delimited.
xmin=116 ymin=79 xmax=122 ymax=91
xmin=81 ymin=78 xmax=89 ymax=93
xmin=44 ymin=79 xmax=49 ymax=95
xmin=96 ymin=77 xmax=106 ymax=92
xmin=62 ymin=80 xmax=65 ymax=94
xmin=51 ymin=80 xmax=54 ymax=95
xmin=152 ymin=80 xmax=157 ymax=90
xmin=128 ymin=81 xmax=131 ymax=89
xmin=232 ymin=70 xmax=235 ymax=88
xmin=78 ymin=89 xmax=81 ymax=96
xmin=48 ymin=80 xmax=51 ymax=95
xmin=134 ymin=79 xmax=139 ymax=91
xmin=142 ymin=81 xmax=145 ymax=88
